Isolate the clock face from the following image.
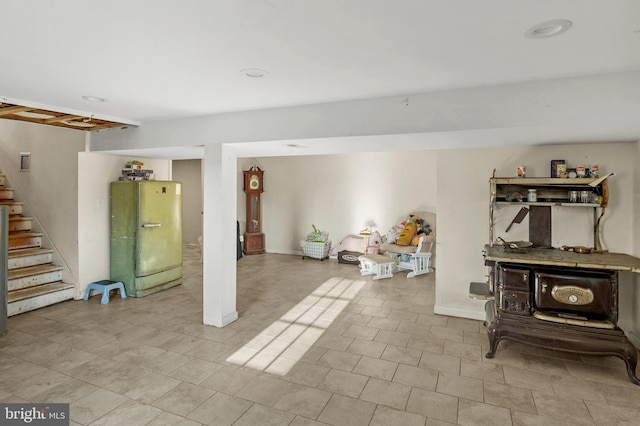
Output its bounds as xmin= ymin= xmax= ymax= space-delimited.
xmin=249 ymin=174 xmax=260 ymax=190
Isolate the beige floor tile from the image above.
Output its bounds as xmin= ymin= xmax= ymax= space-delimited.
xmin=318 ymin=394 xmax=376 ymax=426
xmin=429 ymin=325 xmax=463 ymax=343
xmin=147 ymin=411 xmax=203 ymax=426
xmin=280 ymin=361 xmax=330 ymax=387
xmin=374 ymin=329 xmax=411 ymax=347
xmin=405 ymin=387 xmax=458 ymax=424
xmin=585 ymin=400 xmax=640 ymax=426
xmin=347 ymin=338 xmax=387 ymax=358
xmin=70 ymin=388 xmax=128 ymax=425
xmin=407 ymin=334 xmax=445 ymax=354
xmin=315 ymin=348 xmax=360 ymax=372
xmin=598 ymin=382 xmax=640 ymax=410
xmin=392 ymin=364 xmax=438 ymax=391
xmin=381 ymin=344 xmax=422 ymax=366
xmin=502 ymin=365 xmax=554 ymax=394
xmin=419 ymin=352 xmax=460 ymax=375
xmin=273 ymin=384 xmax=332 ymax=418
xmin=359 ymin=377 xmax=411 ymax=410
xmin=443 ymin=340 xmax=482 ymax=361
xmin=532 ymin=391 xmax=595 ymax=424
xmin=367 ymin=316 xmax=400 ymax=331
xmin=3 ymin=368 xmax=72 ymax=401
xmin=459 ymin=359 xmax=505 ymax=384
xmin=370 ymin=405 xmax=426 ymax=426
xmin=436 ymin=372 xmax=484 ymax=402
xmin=457 ymin=399 xmax=512 ymax=426
xmin=290 ymin=416 xmax=331 ymax=426
xmin=235 ymin=375 xmax=297 ymax=406
xmin=360 ymin=306 xmax=391 ymax=318
xmin=353 ymin=355 xmax=398 ymax=381
xmin=199 ymin=365 xmax=258 ymax=394
xmin=151 ymin=382 xmax=215 ymax=417
xmin=510 ymin=410 xmax=575 ymax=426
xmin=123 ymin=372 xmax=181 ymax=404
xmin=317 ymin=368 xmax=369 ymax=398
xmin=185 ymin=340 xmax=234 ymax=362
xmin=234 ymin=403 xmax=296 ymax=426
xmin=1 ymin=245 xmax=637 ymax=425
xmin=342 ymin=324 xmax=379 ymax=340
xmin=549 ymin=377 xmax=608 ymax=403
xmin=30 ymin=377 xmax=100 ymax=404
xmin=169 ymin=359 xmax=223 ymax=385
xmin=89 ymin=399 xmax=164 ymax=426
xmin=315 ymin=333 xmax=354 ymax=351
xmin=483 ymin=381 xmax=537 ymax=414
xmin=187 ymin=392 xmax=252 ymax=426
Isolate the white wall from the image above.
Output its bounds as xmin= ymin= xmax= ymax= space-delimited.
xmin=77 ymin=153 xmax=171 ymax=298
xmin=237 ymin=152 xmax=438 ymax=255
xmin=621 ymin=141 xmax=640 ymax=347
xmin=0 ymin=120 xmax=85 ymax=287
xmin=172 ymin=159 xmax=202 ymax=244
xmin=436 ymin=142 xmax=636 ymax=320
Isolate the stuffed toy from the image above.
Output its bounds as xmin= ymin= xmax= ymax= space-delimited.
xmin=386 ymin=223 xmax=405 ymax=244
xmin=366 ymin=231 xmax=384 ymax=254
xmin=395 ymin=220 xmax=417 ymax=246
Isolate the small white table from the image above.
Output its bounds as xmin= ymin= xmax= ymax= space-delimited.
xmin=358 ymin=254 xmax=397 ymax=280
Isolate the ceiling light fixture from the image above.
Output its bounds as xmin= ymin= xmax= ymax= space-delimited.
xmin=240 ymin=68 xmax=270 ymax=79
xmin=82 ymin=95 xmax=105 ymax=102
xmin=525 ymin=19 xmax=572 ymax=39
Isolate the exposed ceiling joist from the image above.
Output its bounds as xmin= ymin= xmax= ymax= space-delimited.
xmin=0 ymin=102 xmax=131 ymax=131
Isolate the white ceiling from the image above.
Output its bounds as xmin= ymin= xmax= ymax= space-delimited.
xmin=2 ymin=1 xmax=640 ymax=160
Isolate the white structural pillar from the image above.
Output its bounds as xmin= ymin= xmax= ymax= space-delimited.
xmin=202 ymin=143 xmax=238 ymax=327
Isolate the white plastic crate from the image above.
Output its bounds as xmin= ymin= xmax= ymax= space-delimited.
xmin=301 ymin=240 xmax=331 ymax=260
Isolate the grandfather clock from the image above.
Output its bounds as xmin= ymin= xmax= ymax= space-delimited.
xmin=243 ymin=166 xmax=265 ymax=255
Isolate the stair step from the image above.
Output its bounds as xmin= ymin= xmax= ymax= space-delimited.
xmin=0 ymin=187 xmax=14 ymax=200
xmin=8 ymin=283 xmax=75 ymax=316
xmin=8 ymin=231 xmax=42 ymax=249
xmin=8 ymin=216 xmax=32 ymax=232
xmin=8 ymin=248 xmax=54 ymax=269
xmin=0 ymin=201 xmax=24 ymax=215
xmin=8 ymin=264 xmax=64 ymax=291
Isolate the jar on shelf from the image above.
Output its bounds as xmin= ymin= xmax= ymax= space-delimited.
xmin=568 ymin=191 xmax=578 ymax=203
xmin=527 ymin=189 xmax=537 ymax=202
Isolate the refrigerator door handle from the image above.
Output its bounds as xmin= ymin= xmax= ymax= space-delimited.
xmin=142 ymin=223 xmax=162 ymax=228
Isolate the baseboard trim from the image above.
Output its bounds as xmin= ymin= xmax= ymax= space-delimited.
xmin=203 ymin=310 xmax=238 ymax=328
xmin=434 ymin=304 xmax=486 ymax=322
xmin=266 ymin=249 xmax=302 ymax=256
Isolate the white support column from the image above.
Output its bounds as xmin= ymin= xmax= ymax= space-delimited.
xmin=202 ymin=143 xmax=238 ymax=327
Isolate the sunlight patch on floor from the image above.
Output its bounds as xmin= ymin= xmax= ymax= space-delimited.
xmin=226 ymin=277 xmax=365 ymax=375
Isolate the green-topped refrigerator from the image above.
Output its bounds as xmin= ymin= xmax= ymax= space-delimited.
xmin=110 ymin=181 xmax=183 ymax=297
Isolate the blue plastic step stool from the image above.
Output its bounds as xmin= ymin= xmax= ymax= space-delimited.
xmin=83 ymin=280 xmax=127 ymax=304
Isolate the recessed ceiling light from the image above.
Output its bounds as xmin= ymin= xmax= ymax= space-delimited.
xmin=525 ymin=19 xmax=572 ymax=39
xmin=240 ymin=68 xmax=270 ymax=79
xmin=82 ymin=95 xmax=105 ymax=102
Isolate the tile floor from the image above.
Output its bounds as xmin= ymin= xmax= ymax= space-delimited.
xmin=1 ymin=245 xmax=640 ymax=425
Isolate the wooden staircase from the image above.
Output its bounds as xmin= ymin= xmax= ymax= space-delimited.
xmin=0 ymin=174 xmax=74 ymax=316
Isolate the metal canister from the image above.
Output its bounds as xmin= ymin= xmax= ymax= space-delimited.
xmin=576 ymin=165 xmax=586 ymax=177
xmin=590 ymin=165 xmax=599 ymax=178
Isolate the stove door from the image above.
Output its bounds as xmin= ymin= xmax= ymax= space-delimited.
xmin=534 ymin=268 xmax=614 ymax=320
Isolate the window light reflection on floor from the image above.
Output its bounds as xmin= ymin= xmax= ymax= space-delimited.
xmin=226 ymin=277 xmax=365 ymax=375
